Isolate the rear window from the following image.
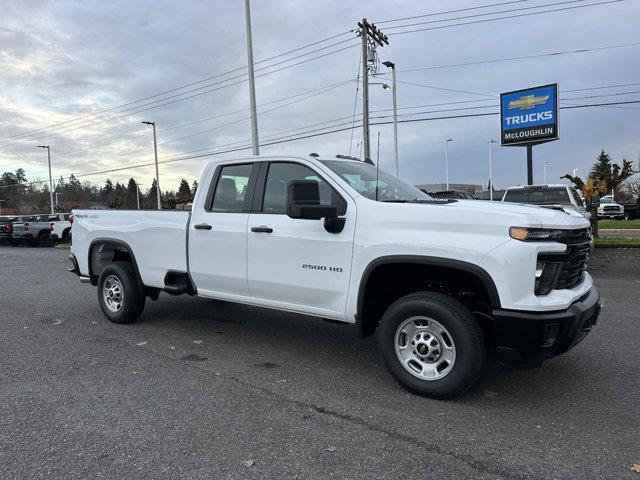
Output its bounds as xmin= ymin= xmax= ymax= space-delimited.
xmin=504 ymin=187 xmax=571 ymax=205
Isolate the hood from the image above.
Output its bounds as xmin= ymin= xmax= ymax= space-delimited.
xmin=360 ymin=198 xmax=590 ymax=231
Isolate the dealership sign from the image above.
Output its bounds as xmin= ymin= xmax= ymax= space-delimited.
xmin=500 ymin=84 xmax=558 ymax=146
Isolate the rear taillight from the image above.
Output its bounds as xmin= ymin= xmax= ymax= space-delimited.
xmin=24 ymin=222 xmax=29 ymax=232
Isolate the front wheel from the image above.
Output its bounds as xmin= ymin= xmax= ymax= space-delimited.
xmin=97 ymin=261 xmax=145 ymax=323
xmin=377 ymin=292 xmax=485 ymax=399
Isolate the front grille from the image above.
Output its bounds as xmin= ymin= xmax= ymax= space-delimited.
xmin=603 ymin=206 xmax=621 ymax=212
xmin=554 ymin=228 xmax=591 ymax=289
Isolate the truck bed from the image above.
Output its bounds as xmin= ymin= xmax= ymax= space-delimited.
xmin=71 ymin=209 xmax=190 ymax=288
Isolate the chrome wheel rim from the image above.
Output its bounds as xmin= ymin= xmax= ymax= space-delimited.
xmin=102 ymin=275 xmax=123 ymax=313
xmin=394 ymin=316 xmax=456 ymax=381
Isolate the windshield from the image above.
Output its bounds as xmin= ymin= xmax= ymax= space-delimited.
xmin=321 ymin=160 xmax=431 ymax=202
xmin=503 ymin=187 xmax=571 ymax=205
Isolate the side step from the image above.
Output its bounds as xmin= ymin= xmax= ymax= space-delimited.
xmin=163 ymin=272 xmax=196 ymax=296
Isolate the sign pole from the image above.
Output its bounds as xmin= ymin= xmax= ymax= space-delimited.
xmin=527 ymin=145 xmax=533 ymax=185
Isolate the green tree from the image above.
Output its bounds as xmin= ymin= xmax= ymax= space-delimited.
xmin=178 ymin=178 xmax=191 ymax=196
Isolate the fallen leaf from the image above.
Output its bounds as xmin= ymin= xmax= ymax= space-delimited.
xmin=630 ymin=464 xmax=640 ymax=473
xmin=243 ymin=459 xmax=254 ymax=468
xmin=277 ymin=378 xmax=289 ymax=384
xmin=169 ymin=345 xmax=175 ymax=351
xmin=326 ymin=445 xmax=337 ymax=453
xmin=302 ymin=410 xmax=313 ymax=420
xmin=136 ymin=341 xmax=147 ymax=347
xmin=52 ymin=320 xmax=63 ymax=325
xmin=92 ymin=321 xmax=98 ymax=325
xmin=212 ymin=371 xmax=221 ymax=377
xmin=193 ymin=339 xmax=204 ymax=345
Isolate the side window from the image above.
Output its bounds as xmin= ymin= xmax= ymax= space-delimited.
xmin=211 ymin=164 xmax=253 ymax=213
xmin=570 ymin=188 xmax=584 ymax=207
xmin=262 ymin=162 xmax=346 ymax=215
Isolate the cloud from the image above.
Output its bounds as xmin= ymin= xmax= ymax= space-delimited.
xmin=0 ymin=0 xmax=638 ymax=195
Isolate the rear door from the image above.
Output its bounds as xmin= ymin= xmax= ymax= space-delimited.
xmin=188 ymin=162 xmax=258 ymax=297
xmin=246 ymin=160 xmax=355 ymax=316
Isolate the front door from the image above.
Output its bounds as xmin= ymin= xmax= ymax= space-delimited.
xmin=247 ymin=161 xmax=355 ymax=317
xmin=189 ymin=162 xmax=257 ymax=297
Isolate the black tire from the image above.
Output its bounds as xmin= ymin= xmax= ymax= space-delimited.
xmin=376 ymin=292 xmax=485 ymax=399
xmin=38 ymin=232 xmax=52 ymax=247
xmin=97 ymin=261 xmax=145 ymax=324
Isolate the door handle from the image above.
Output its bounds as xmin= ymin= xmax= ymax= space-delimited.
xmin=193 ymin=223 xmax=212 ymax=230
xmin=251 ymin=226 xmax=273 ymax=233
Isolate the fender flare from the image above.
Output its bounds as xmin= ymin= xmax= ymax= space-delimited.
xmin=88 ymin=238 xmax=144 ymax=287
xmin=355 ymin=255 xmax=501 ymax=337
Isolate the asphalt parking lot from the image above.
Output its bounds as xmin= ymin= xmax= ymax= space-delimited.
xmin=1 ymin=246 xmax=639 ymax=479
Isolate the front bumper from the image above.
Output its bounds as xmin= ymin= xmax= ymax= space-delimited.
xmin=492 ymin=285 xmax=601 ymax=365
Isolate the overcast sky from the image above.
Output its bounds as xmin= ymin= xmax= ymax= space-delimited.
xmin=1 ymin=0 xmax=638 ymax=194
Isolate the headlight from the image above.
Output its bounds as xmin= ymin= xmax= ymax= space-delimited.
xmin=509 ymin=227 xmax=564 ymax=241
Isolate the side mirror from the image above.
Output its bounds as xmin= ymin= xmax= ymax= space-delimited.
xmin=286 ymin=180 xmax=345 ymax=233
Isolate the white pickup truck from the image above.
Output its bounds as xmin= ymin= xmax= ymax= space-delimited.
xmin=69 ymin=154 xmax=601 ymax=398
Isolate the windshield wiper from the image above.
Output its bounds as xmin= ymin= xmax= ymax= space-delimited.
xmin=381 ymin=199 xmax=409 ymax=203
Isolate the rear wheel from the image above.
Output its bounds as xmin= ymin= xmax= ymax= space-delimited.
xmin=97 ymin=261 xmax=145 ymax=323
xmin=37 ymin=232 xmax=52 ymax=247
xmin=377 ymin=292 xmax=485 ymax=398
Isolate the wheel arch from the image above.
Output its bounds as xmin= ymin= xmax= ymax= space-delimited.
xmin=88 ymin=238 xmax=143 ymax=287
xmin=356 ymin=255 xmax=501 ymax=338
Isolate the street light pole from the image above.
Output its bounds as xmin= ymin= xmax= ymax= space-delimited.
xmin=142 ymin=121 xmax=161 ymax=210
xmin=444 ymin=139 xmax=453 ymax=190
xmin=244 ymin=0 xmax=259 ymax=155
xmin=135 ymin=183 xmax=143 ymax=210
xmin=382 ymin=61 xmax=398 ymax=177
xmin=544 ymin=161 xmax=549 ymax=184
xmin=37 ymin=145 xmax=54 ymax=214
xmin=488 ymin=139 xmax=496 ymax=201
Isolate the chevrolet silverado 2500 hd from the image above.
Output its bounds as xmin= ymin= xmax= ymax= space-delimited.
xmin=69 ymin=155 xmax=601 ymax=398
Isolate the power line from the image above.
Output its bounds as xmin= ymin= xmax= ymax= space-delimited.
xmin=383 ymin=0 xmax=591 ymax=30
xmin=57 ymin=78 xmax=355 ymax=157
xmin=6 ymin=98 xmax=639 ymax=189
xmin=0 ymin=41 xmax=360 ymax=148
xmin=388 ymin=0 xmax=624 ymax=36
xmin=0 ymin=30 xmax=354 ymax=143
xmin=376 ymin=0 xmax=534 ymax=24
xmin=391 ymin=41 xmax=640 ymax=72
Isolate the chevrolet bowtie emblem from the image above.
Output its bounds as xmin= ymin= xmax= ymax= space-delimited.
xmin=507 ymin=94 xmax=550 ymax=110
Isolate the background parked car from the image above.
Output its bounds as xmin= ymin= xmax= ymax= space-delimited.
xmin=48 ymin=213 xmax=72 ymax=244
xmin=11 ymin=215 xmax=57 ymax=247
xmin=597 ymin=195 xmax=625 ymax=220
xmin=502 ymin=184 xmax=590 ymax=219
xmin=1 ymin=215 xmax=33 ymax=245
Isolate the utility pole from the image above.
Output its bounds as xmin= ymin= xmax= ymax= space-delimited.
xmin=244 ymin=0 xmax=259 ymax=155
xmin=136 ymin=182 xmax=143 ymax=210
xmin=382 ymin=61 xmax=398 ymax=176
xmin=444 ymin=139 xmax=453 ymax=190
xmin=358 ymin=18 xmax=388 ymax=163
xmin=488 ymin=139 xmax=496 ymax=201
xmin=142 ymin=121 xmax=161 ymax=210
xmin=37 ymin=145 xmax=54 ymax=214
